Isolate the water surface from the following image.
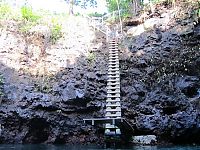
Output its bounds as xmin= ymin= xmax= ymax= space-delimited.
xmin=0 ymin=145 xmax=200 ymax=150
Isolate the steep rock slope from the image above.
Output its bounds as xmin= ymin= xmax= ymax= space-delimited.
xmin=120 ymin=1 xmax=200 ymax=144
xmin=0 ymin=17 xmax=108 ymax=144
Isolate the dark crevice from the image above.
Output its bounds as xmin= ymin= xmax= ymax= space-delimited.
xmin=182 ymin=86 xmax=198 ymax=98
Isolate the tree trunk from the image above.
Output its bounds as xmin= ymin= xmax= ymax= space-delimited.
xmin=69 ymin=0 xmax=74 ymax=15
xmin=131 ymin=0 xmax=141 ymax=16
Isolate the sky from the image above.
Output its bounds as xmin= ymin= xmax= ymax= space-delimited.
xmin=7 ymin=0 xmax=108 ymax=14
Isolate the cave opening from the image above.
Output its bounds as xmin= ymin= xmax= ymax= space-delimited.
xmin=24 ymin=118 xmax=50 ymax=143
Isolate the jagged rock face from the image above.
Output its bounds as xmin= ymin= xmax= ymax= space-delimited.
xmin=121 ymin=3 xmax=200 ymax=143
xmin=0 ymin=3 xmax=200 ymax=145
xmin=0 ymin=18 xmax=107 ymax=144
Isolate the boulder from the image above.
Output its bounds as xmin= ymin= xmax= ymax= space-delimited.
xmin=144 ymin=18 xmax=160 ymax=30
xmin=133 ymin=135 xmax=157 ymax=145
xmin=127 ymin=24 xmax=145 ymax=37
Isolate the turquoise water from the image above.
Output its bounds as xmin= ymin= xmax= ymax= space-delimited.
xmin=0 ymin=145 xmax=200 ymax=150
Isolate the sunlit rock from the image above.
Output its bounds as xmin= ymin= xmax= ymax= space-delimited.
xmin=133 ymin=135 xmax=157 ymax=145
xmin=127 ymin=24 xmax=145 ymax=37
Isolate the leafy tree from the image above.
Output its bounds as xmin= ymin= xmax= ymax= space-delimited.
xmin=64 ymin=0 xmax=97 ymax=15
xmin=107 ymin=0 xmax=138 ymax=18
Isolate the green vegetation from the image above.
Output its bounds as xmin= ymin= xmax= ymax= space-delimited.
xmin=50 ymin=18 xmax=63 ymax=44
xmin=21 ymin=6 xmax=41 ymax=22
xmin=0 ymin=2 xmax=20 ymax=20
xmin=87 ymin=52 xmax=96 ymax=64
xmin=0 ymin=2 xmax=65 ymax=44
xmin=19 ymin=21 xmax=36 ymax=33
xmin=0 ymin=3 xmax=11 ymax=19
xmin=88 ymin=12 xmax=104 ymax=17
xmin=33 ymin=75 xmax=54 ymax=93
xmin=107 ymin=0 xmax=132 ymax=19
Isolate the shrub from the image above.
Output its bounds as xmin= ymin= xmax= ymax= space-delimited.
xmin=87 ymin=52 xmax=96 ymax=64
xmin=50 ymin=18 xmax=63 ymax=44
xmin=21 ymin=6 xmax=41 ymax=22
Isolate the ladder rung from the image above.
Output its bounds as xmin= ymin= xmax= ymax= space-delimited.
xmin=106 ymin=97 xmax=120 ymax=102
xmin=109 ymin=47 xmax=118 ymax=49
xmin=109 ymin=50 xmax=118 ymax=52
xmin=106 ymin=102 xmax=121 ymax=107
xmin=109 ymin=55 xmax=118 ymax=57
xmin=109 ymin=53 xmax=118 ymax=56
xmin=105 ymin=112 xmax=121 ymax=117
xmin=107 ymin=93 xmax=120 ymax=98
xmin=107 ymin=78 xmax=120 ymax=82
xmin=108 ymin=64 xmax=119 ymax=67
xmin=108 ymin=71 xmax=120 ymax=75
xmin=108 ymin=62 xmax=119 ymax=65
xmin=106 ymin=99 xmax=120 ymax=103
xmin=106 ymin=107 xmax=121 ymax=112
xmin=107 ymin=80 xmax=120 ymax=84
xmin=107 ymin=89 xmax=120 ymax=93
xmin=108 ymin=74 xmax=120 ymax=78
xmin=109 ymin=57 xmax=119 ymax=60
xmin=108 ymin=68 xmax=119 ymax=71
xmin=108 ymin=59 xmax=118 ymax=62
xmin=109 ymin=50 xmax=118 ymax=53
xmin=107 ymin=85 xmax=120 ymax=90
